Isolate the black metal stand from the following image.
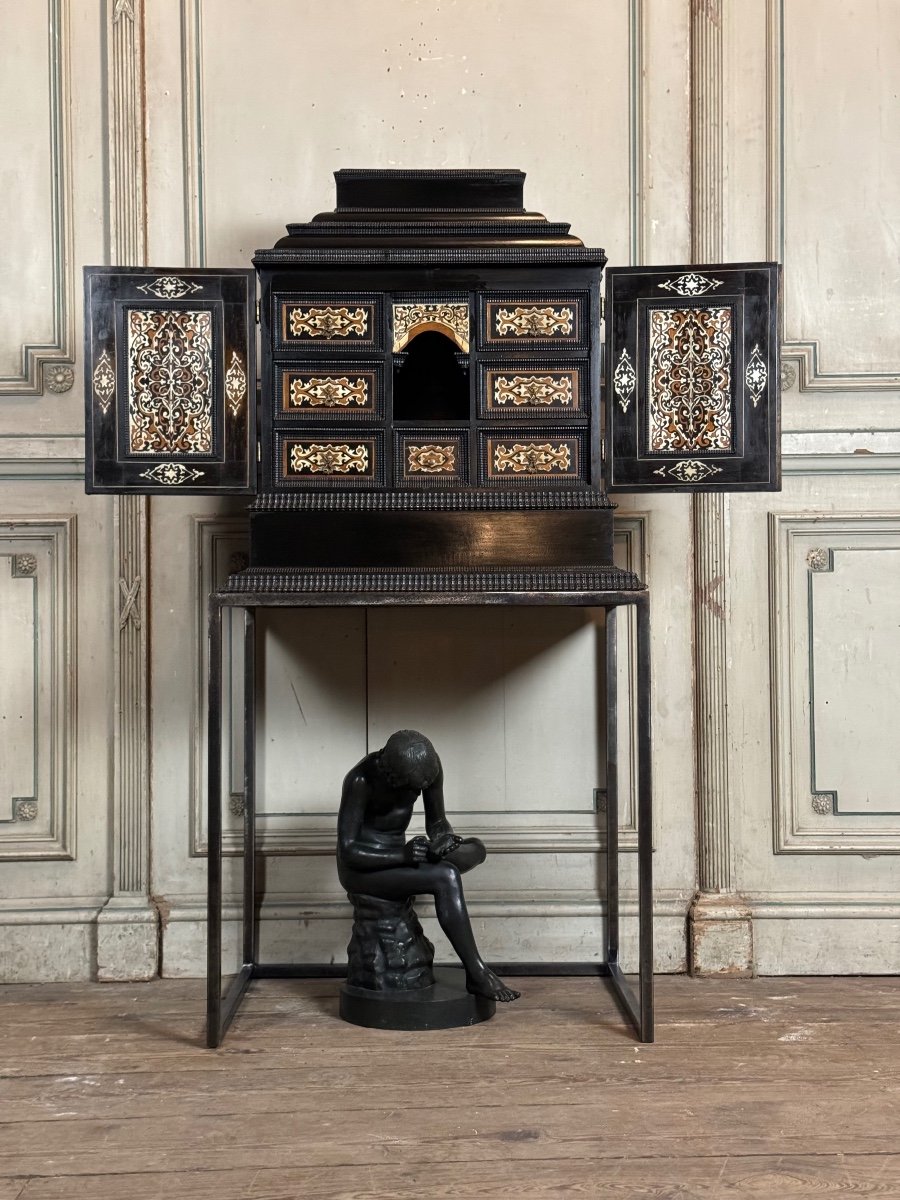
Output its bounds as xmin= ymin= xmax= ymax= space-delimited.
xmin=206 ymin=578 xmax=653 ymax=1048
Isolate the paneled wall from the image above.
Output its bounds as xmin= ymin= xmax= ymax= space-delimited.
xmin=1 ymin=0 xmax=896 ymax=981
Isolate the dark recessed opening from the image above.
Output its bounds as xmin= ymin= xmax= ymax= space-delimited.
xmin=392 ymin=331 xmax=469 ymax=421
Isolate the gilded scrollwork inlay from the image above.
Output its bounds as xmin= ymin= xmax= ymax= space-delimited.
xmin=392 ymin=303 xmax=470 ymax=352
xmin=495 ymin=305 xmax=574 ymax=338
xmin=128 ymin=309 xmax=213 ymax=454
xmin=407 ymin=444 xmax=457 ymax=474
xmin=92 ymin=350 xmax=115 ymax=414
xmin=613 ymin=348 xmax=636 ymax=414
xmin=289 ymin=443 xmax=370 ymax=474
xmin=138 ymin=462 xmax=204 ymax=486
xmin=224 ymin=351 xmax=247 ymax=418
xmin=493 ymin=374 xmax=573 ymax=408
xmin=658 ymin=272 xmax=722 ymax=297
xmin=493 ymin=442 xmax=572 ymax=474
xmin=135 ymin=276 xmax=202 ymax=299
xmin=288 ymin=306 xmax=369 ymax=340
xmin=648 ymin=306 xmax=732 ymax=453
xmin=289 ymin=376 xmax=369 ymax=408
xmin=745 ymin=344 xmax=768 ymax=407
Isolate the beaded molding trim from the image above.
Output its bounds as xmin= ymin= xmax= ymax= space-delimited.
xmin=254 ymin=248 xmax=607 ymax=265
xmin=222 ymin=566 xmax=642 ymax=595
xmin=251 ymin=490 xmax=615 ymax=512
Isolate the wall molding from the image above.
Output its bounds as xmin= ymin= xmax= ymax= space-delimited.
xmin=769 ymin=513 xmax=900 ymax=853
xmin=0 ymin=436 xmax=85 ymax=479
xmin=767 ymin=0 xmax=900 ymax=392
xmin=0 ymin=0 xmax=75 ymax=395
xmin=0 ymin=518 xmax=76 ymax=860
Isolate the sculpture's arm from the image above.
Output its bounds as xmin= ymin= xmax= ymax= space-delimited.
xmin=337 ymin=772 xmax=422 ymax=870
xmin=423 ymin=768 xmax=458 ymax=854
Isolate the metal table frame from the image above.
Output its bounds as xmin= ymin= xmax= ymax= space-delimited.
xmin=206 ymin=585 xmax=653 ymax=1047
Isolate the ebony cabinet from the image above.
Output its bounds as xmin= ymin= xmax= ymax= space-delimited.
xmin=84 ymin=169 xmax=781 ymax=571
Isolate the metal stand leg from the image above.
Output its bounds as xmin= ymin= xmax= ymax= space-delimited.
xmin=207 ymin=602 xmax=256 ymax=1047
xmin=243 ymin=609 xmax=258 ymax=968
xmin=206 ymin=598 xmax=224 ymax=1047
xmin=637 ymin=595 xmax=654 ymax=1041
xmin=604 ymin=597 xmax=654 ymax=1043
xmin=605 ymin=606 xmax=621 ymax=966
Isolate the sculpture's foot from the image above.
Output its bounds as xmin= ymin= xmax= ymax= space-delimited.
xmin=466 ymin=966 xmax=521 ymax=1003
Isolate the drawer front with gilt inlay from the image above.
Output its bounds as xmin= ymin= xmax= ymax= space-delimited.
xmin=478 ymin=293 xmax=589 ymax=350
xmin=275 ymin=363 xmax=383 ymax=419
xmin=478 ymin=429 xmax=587 ymax=486
xmin=479 ymin=362 xmax=588 ymax=418
xmin=274 ymin=293 xmax=382 ymax=352
xmin=394 ymin=430 xmax=468 ymax=487
xmin=275 ymin=430 xmax=384 ymax=488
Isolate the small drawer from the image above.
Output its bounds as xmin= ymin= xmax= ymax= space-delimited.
xmin=478 ymin=428 xmax=588 ymax=486
xmin=274 ymin=430 xmax=384 ymax=488
xmin=275 ymin=363 xmax=383 ymax=419
xmin=478 ymin=292 xmax=589 ymax=350
xmin=479 ymin=362 xmax=589 ymax=418
xmin=274 ymin=293 xmax=382 ymax=352
xmin=394 ymin=429 xmax=469 ymax=487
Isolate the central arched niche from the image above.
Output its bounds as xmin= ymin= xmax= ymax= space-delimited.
xmin=392 ymin=329 xmax=470 ymax=422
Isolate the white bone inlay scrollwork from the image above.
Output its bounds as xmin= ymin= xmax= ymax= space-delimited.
xmin=613 ymin=348 xmax=636 ymax=413
xmin=658 ymin=273 xmax=723 ymax=297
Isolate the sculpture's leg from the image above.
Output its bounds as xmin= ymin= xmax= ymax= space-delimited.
xmin=429 ymin=863 xmax=520 ymax=1003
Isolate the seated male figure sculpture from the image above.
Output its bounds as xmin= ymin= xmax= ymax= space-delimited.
xmin=337 ymin=729 xmax=520 ymax=1003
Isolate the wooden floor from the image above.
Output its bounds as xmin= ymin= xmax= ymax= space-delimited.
xmin=1 ymin=974 xmax=898 ymax=1199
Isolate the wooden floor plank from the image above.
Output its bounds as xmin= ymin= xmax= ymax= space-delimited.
xmin=1 ymin=976 xmax=898 ymax=1197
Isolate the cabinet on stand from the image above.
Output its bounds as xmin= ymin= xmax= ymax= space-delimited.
xmin=83 ymin=169 xmax=781 ymax=1045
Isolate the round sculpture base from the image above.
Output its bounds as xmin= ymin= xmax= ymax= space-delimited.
xmin=339 ymin=966 xmax=496 ymax=1031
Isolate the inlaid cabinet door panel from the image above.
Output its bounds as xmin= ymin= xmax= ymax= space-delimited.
xmin=83 ymin=268 xmax=257 ymax=494
xmin=605 ymin=262 xmax=781 ymax=492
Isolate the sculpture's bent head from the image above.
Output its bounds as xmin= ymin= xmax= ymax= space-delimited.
xmin=379 ymin=729 xmax=441 ymax=792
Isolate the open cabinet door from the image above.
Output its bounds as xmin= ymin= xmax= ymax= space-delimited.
xmin=605 ymin=262 xmax=781 ymax=492
xmin=83 ymin=268 xmax=257 ymax=494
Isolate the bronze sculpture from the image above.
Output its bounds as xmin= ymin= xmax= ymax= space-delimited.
xmin=337 ymin=729 xmax=520 ymax=1026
